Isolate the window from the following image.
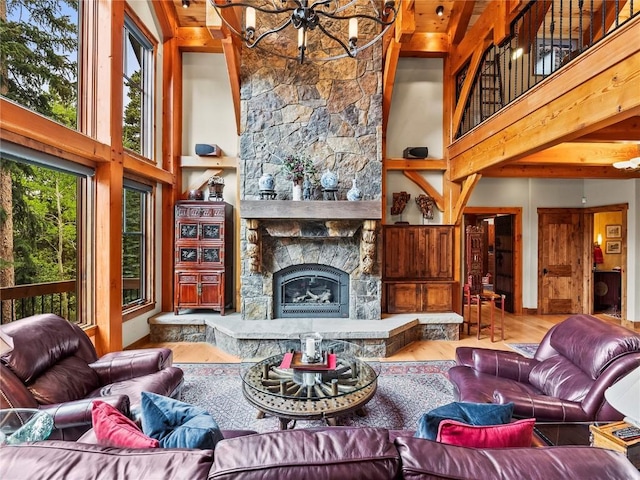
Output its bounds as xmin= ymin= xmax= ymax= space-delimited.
xmin=0 ymin=0 xmax=79 ymax=129
xmin=122 ymin=179 xmax=153 ymax=311
xmin=122 ymin=16 xmax=154 ymax=158
xmin=0 ymin=143 xmax=94 ymax=325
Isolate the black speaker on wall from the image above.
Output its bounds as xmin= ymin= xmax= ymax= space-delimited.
xmin=403 ymin=147 xmax=429 ymax=159
xmin=195 ymin=143 xmax=221 ymax=157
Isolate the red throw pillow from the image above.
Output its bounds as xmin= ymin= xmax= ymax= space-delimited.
xmin=92 ymin=400 xmax=159 ymax=448
xmin=436 ymin=418 xmax=535 ymax=448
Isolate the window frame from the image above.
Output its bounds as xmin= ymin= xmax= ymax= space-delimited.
xmin=121 ymin=176 xmax=156 ymax=319
xmin=122 ymin=12 xmax=156 ymax=160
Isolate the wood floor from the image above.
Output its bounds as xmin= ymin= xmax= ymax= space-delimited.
xmin=139 ymin=310 xmax=627 ymax=364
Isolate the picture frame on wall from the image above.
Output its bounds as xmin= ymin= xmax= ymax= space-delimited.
xmin=606 ymin=224 xmax=622 ymax=238
xmin=606 ymin=240 xmax=622 ymax=254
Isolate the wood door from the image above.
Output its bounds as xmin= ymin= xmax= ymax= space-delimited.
xmin=538 ymin=210 xmax=584 ymax=314
xmin=494 ymin=215 xmax=515 ymax=312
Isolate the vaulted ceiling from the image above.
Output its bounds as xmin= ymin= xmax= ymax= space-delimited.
xmin=165 ymin=0 xmax=640 ymax=182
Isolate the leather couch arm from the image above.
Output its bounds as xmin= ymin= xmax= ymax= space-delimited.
xmin=493 ymin=390 xmax=588 ymax=422
xmin=90 ymin=349 xmax=171 ymax=385
xmin=40 ymin=395 xmax=130 ymax=429
xmin=472 ymin=349 xmax=537 ymax=382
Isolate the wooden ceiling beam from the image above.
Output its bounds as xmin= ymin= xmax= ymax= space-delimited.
xmin=176 ymin=26 xmax=223 ymax=52
xmin=399 ymin=32 xmax=449 ymax=57
xmin=483 ymin=164 xmax=640 ymax=179
xmin=450 ymin=1 xmax=497 ymax=74
xmin=514 ymin=143 xmax=640 ymax=165
xmin=395 ymin=0 xmax=416 ymax=43
xmin=574 ymin=117 xmax=640 ymax=142
xmin=449 ymin=0 xmax=475 ymax=45
xmin=383 ymin=40 xmax=401 ymax=135
xmin=150 ymin=0 xmax=177 ymax=39
xmin=584 ymin=0 xmax=624 ymax=48
xmin=451 ymin=173 xmax=481 ymax=226
xmin=222 ymin=37 xmax=241 ymax=135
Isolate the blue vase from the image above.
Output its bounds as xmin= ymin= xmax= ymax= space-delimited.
xmin=258 ymin=173 xmax=275 ymax=191
xmin=347 ymin=179 xmax=362 ymax=201
xmin=320 ymin=170 xmax=338 ymax=190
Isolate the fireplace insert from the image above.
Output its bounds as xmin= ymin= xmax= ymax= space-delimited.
xmin=274 ymin=264 xmax=349 ymax=318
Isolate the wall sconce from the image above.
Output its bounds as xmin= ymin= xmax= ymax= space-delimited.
xmin=436 ymin=5 xmax=444 ymax=16
xmin=182 ymin=0 xmax=190 ymax=8
xmin=597 ymin=233 xmax=603 ymax=246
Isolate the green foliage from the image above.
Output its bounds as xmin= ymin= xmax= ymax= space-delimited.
xmin=123 ymin=70 xmax=142 ymax=153
xmin=0 ymin=0 xmax=78 ymax=127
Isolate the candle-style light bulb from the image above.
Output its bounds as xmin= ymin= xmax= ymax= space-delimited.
xmin=349 ymin=18 xmax=358 ymax=41
xmin=246 ymin=7 xmax=256 ymax=30
xmin=298 ymin=28 xmax=306 ymax=48
xmin=306 ymin=337 xmax=315 ymax=358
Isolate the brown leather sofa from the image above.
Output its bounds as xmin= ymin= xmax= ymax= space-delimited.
xmin=1 ymin=427 xmax=639 ymax=480
xmin=448 ymin=314 xmax=640 ymax=422
xmin=0 ymin=314 xmax=184 ymax=440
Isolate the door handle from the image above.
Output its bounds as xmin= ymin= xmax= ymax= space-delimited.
xmin=543 ymin=268 xmax=548 ymax=275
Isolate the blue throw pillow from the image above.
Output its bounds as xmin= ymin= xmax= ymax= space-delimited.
xmin=140 ymin=391 xmax=223 ymax=449
xmin=414 ymin=401 xmax=514 ymax=440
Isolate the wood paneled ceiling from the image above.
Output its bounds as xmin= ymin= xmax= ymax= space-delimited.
xmin=168 ymin=0 xmax=640 ymax=180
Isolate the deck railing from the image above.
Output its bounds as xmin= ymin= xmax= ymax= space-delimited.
xmin=1 ymin=279 xmax=142 ymax=324
xmin=456 ymin=0 xmax=638 ymax=138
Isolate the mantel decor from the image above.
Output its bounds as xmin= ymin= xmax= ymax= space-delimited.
xmin=210 ymin=0 xmax=400 ymax=63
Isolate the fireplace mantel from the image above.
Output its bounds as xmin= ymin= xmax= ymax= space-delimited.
xmin=240 ymin=200 xmax=381 ymax=220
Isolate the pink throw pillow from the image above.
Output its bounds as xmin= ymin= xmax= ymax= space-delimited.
xmin=436 ymin=418 xmax=535 ymax=448
xmin=91 ymin=400 xmax=159 ymax=448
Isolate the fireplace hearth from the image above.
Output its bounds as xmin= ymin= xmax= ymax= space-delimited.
xmin=274 ymin=264 xmax=349 ymax=318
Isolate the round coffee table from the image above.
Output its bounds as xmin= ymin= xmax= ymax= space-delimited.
xmin=241 ymin=341 xmax=378 ymax=429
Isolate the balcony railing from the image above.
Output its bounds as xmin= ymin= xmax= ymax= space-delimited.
xmin=0 ymin=280 xmax=78 ymax=325
xmin=456 ymin=0 xmax=639 ymax=138
xmin=0 ymin=279 xmax=142 ymax=324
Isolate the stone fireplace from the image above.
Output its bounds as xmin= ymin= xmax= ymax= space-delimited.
xmin=237 ymin=39 xmax=384 ymax=321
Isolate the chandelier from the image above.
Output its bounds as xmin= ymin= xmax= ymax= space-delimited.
xmin=613 ymin=157 xmax=640 ymax=170
xmin=210 ymin=0 xmax=400 ymax=63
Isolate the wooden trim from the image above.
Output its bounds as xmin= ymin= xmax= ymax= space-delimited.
xmin=222 ymin=37 xmax=241 ymax=134
xmin=482 ymin=164 xmax=640 ymax=179
xmin=383 ymin=40 xmax=401 ymax=135
xmin=123 ymin=152 xmax=174 ymax=184
xmin=122 ymin=302 xmax=155 ymax=322
xmin=395 ymin=0 xmax=415 ymax=43
xmin=448 ymin=0 xmax=475 ymax=45
xmin=399 ymin=33 xmax=448 ymax=57
xmin=176 ymin=26 xmax=224 ymax=53
xmin=402 ymin=171 xmax=444 ymax=212
xmin=384 ymin=159 xmax=446 ymax=170
xmin=452 ymin=174 xmax=481 ymax=226
xmin=180 ymin=155 xmax=238 ymax=169
xmin=239 ymin=200 xmax=382 ymax=220
xmin=463 ymin=207 xmax=523 ymax=315
xmin=0 ymin=101 xmax=110 ymax=164
xmin=150 ymin=0 xmax=177 ymax=40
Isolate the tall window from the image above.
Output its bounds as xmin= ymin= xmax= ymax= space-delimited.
xmin=122 ymin=16 xmax=154 ymax=158
xmin=0 ymin=0 xmax=79 ymax=129
xmin=0 ymin=145 xmax=94 ymax=325
xmin=122 ymin=179 xmax=152 ymax=311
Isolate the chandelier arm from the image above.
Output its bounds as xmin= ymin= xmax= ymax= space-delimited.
xmin=316 ymin=22 xmax=356 ymax=58
xmin=316 ymin=8 xmax=398 ymax=27
xmin=247 ymin=18 xmax=295 ymax=49
xmin=212 ymin=0 xmax=298 ymax=15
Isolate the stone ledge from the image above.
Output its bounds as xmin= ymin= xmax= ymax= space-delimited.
xmin=150 ymin=311 xmax=463 ymax=358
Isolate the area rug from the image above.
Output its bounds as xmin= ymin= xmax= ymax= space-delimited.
xmin=178 ymin=361 xmax=456 ymax=433
xmin=506 ymin=343 xmax=538 ymax=358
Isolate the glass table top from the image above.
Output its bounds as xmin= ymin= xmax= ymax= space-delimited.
xmin=0 ymin=408 xmax=54 ymax=445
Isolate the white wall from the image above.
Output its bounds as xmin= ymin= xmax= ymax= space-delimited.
xmin=387 ymin=58 xmax=443 ymax=225
xmin=182 ymin=53 xmax=238 ymax=207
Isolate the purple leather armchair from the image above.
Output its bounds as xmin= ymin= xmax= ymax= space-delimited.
xmin=448 ymin=314 xmax=640 ymax=422
xmin=0 ymin=314 xmax=184 ymax=440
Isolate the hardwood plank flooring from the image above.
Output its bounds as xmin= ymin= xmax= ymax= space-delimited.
xmin=138 ymin=311 xmax=628 ymax=364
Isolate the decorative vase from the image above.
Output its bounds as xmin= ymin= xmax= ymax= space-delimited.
xmin=292 ymin=180 xmax=302 ymax=201
xmin=347 ymin=178 xmax=362 ymax=201
xmin=320 ymin=169 xmax=338 ymax=190
xmin=258 ymin=173 xmax=275 ymax=192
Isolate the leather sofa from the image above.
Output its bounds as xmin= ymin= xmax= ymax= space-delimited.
xmin=1 ymin=427 xmax=639 ymax=480
xmin=0 ymin=314 xmax=184 ymax=440
xmin=449 ymin=314 xmax=640 ymax=421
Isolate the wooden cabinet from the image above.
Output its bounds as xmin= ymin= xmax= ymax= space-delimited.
xmin=174 ymin=201 xmax=233 ymax=315
xmin=382 ymin=225 xmax=454 ymax=313
xmin=593 ymin=270 xmax=621 ymax=312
